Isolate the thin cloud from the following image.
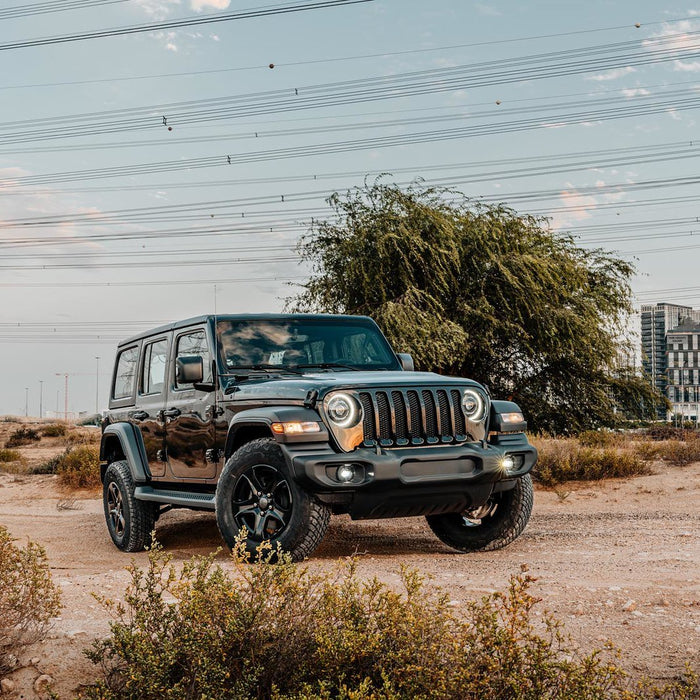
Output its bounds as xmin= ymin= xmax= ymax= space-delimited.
xmin=191 ymin=0 xmax=230 ymax=9
xmin=474 ymin=3 xmax=502 ymax=17
xmin=622 ymin=87 xmax=651 ymax=97
xmin=586 ymin=66 xmax=636 ymax=81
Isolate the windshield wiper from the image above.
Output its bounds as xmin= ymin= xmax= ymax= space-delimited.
xmin=293 ymin=362 xmax=361 ymax=372
xmin=225 ymin=364 xmax=303 ymax=375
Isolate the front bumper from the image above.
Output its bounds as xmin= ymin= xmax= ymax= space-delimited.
xmin=281 ymin=433 xmax=537 ymax=519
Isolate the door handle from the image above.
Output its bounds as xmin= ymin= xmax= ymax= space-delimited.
xmin=160 ymin=407 xmax=181 ymax=419
xmin=129 ymin=410 xmax=149 ymax=421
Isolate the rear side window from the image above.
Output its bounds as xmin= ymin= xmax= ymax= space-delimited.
xmin=113 ymin=346 xmax=139 ymax=400
xmin=175 ymin=330 xmax=212 ymax=389
xmin=141 ymin=339 xmax=168 ymax=395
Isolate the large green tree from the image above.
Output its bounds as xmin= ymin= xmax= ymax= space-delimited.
xmin=289 ymin=182 xmax=665 ymax=433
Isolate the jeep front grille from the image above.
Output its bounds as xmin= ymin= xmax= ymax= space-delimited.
xmin=358 ymin=387 xmax=476 ymax=447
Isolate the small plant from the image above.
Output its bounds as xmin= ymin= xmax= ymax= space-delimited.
xmin=5 ymin=427 xmax=40 ymax=448
xmin=55 ymin=445 xmax=101 ymax=488
xmin=578 ymin=430 xmax=624 ymax=448
xmin=0 ymin=525 xmax=62 ymax=677
xmin=80 ymin=543 xmax=696 ymax=700
xmin=30 ymin=451 xmax=66 ymax=475
xmin=0 ymin=448 xmax=22 ymax=464
xmin=41 ymin=423 xmax=67 ymax=438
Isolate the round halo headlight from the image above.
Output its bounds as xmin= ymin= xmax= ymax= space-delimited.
xmin=462 ymin=388 xmax=486 ymax=422
xmin=326 ymin=392 xmax=361 ymax=428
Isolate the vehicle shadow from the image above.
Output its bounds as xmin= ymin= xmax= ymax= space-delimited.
xmin=153 ymin=511 xmax=452 ymax=559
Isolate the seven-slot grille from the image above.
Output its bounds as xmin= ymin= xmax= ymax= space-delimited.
xmin=358 ymin=387 xmax=475 ymax=447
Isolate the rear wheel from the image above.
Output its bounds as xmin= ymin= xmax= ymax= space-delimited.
xmin=103 ymin=460 xmax=158 ymax=552
xmin=215 ymin=438 xmax=330 ymax=561
xmin=426 ymin=475 xmax=533 ymax=552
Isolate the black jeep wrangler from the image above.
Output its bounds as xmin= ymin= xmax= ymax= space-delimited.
xmin=100 ymin=314 xmax=537 ymax=560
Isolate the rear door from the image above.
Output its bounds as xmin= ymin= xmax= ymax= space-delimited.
xmin=164 ymin=327 xmax=218 ymax=480
xmin=133 ymin=335 xmax=170 ymax=478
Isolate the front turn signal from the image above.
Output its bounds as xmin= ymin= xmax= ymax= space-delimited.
xmin=271 ymin=421 xmax=321 ymax=435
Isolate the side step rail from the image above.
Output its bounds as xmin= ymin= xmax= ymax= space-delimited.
xmin=134 ymin=485 xmax=216 ymax=511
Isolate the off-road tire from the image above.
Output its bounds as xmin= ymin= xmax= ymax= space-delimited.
xmin=103 ymin=460 xmax=158 ymax=552
xmin=215 ymin=438 xmax=330 ymax=562
xmin=426 ymin=474 xmax=533 ymax=552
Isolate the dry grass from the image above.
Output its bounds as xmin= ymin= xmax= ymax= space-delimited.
xmin=55 ymin=445 xmax=101 ymax=489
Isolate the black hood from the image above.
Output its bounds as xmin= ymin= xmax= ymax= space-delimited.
xmin=224 ymin=370 xmax=483 ymax=403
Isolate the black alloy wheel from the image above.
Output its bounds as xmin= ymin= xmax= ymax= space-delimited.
xmin=215 ymin=438 xmax=330 ymax=561
xmin=232 ymin=464 xmax=293 ymax=541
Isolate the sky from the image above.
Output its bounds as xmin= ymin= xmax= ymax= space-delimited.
xmin=1 ymin=0 xmax=699 ymax=416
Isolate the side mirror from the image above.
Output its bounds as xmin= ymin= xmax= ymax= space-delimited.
xmin=397 ymin=353 xmax=414 ymax=372
xmin=176 ymin=355 xmax=204 ymax=384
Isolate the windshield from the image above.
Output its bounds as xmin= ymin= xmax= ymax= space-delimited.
xmin=215 ymin=317 xmax=400 ymax=372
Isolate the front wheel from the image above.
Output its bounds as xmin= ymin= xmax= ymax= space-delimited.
xmin=426 ymin=475 xmax=533 ymax=552
xmin=215 ymin=438 xmax=330 ymax=561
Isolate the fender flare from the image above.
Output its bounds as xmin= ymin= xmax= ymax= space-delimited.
xmin=224 ymin=406 xmax=329 ymax=459
xmin=99 ymin=422 xmax=151 ymax=483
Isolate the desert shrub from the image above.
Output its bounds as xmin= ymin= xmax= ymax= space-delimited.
xmin=5 ymin=426 xmax=40 ymax=448
xmin=0 ymin=416 xmax=21 ymax=423
xmin=533 ymin=439 xmax=650 ymax=487
xmin=30 ymin=451 xmax=66 ymax=475
xmin=0 ymin=526 xmax=62 ymax=677
xmin=634 ymin=441 xmax=663 ymax=462
xmin=81 ymin=545 xmax=696 ymax=700
xmin=0 ymin=448 xmax=22 ymax=464
xmin=40 ymin=423 xmax=67 ymax=437
xmin=55 ymin=445 xmax=100 ymax=488
xmin=643 ymin=425 xmax=697 ymax=441
xmin=654 ymin=440 xmax=700 ymax=467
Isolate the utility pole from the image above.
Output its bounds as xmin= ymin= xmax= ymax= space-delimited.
xmin=39 ymin=380 xmax=43 ymax=419
xmin=55 ymin=373 xmax=69 ymax=421
xmin=24 ymin=387 xmax=29 ymax=417
xmin=95 ymin=356 xmax=100 ymax=415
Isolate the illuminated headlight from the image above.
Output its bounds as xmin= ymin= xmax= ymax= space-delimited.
xmin=325 ymin=392 xmax=362 ymax=428
xmin=462 ymin=388 xmax=486 ymax=422
xmin=500 ymin=455 xmax=516 ymax=471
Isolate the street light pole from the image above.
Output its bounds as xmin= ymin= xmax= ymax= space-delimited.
xmin=39 ymin=380 xmax=43 ymax=419
xmin=24 ymin=387 xmax=29 ymax=417
xmin=95 ymin=356 xmax=100 ymax=415
xmin=55 ymin=373 xmax=69 ymax=421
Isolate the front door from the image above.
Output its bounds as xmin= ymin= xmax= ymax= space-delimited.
xmin=164 ymin=327 xmax=218 ymax=480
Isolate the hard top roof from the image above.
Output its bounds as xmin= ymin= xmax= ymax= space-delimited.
xmin=117 ymin=313 xmax=375 ymax=347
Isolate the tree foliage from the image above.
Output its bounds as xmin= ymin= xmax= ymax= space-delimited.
xmin=290 ymin=182 xmax=665 ymax=433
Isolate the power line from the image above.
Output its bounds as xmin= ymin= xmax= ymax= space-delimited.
xmin=0 ymin=0 xmax=373 ymax=51
xmin=0 ymin=30 xmax=697 ymax=144
xmin=3 ymin=91 xmax=698 ymax=188
xmin=0 ymin=0 xmax=132 ymax=20
xmin=0 ymin=14 xmax=695 ymax=91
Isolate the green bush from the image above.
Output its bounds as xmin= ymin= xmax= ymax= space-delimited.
xmin=55 ymin=445 xmax=100 ymax=488
xmin=0 ymin=448 xmax=22 ymax=464
xmin=5 ymin=426 xmax=40 ymax=448
xmin=80 ymin=544 xmax=696 ymax=700
xmin=0 ymin=525 xmax=62 ymax=677
xmin=40 ymin=423 xmax=67 ymax=437
xmin=533 ymin=439 xmax=650 ymax=487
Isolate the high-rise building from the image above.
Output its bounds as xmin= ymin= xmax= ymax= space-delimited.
xmin=666 ymin=320 xmax=700 ymax=421
xmin=640 ymin=302 xmax=700 ymax=419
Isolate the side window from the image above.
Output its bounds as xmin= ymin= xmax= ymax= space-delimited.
xmin=141 ymin=339 xmax=168 ymax=395
xmin=113 ymin=346 xmax=139 ymax=400
xmin=175 ymin=330 xmax=212 ymax=389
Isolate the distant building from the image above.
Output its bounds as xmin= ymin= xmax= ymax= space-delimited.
xmin=667 ymin=320 xmax=700 ymax=422
xmin=640 ymin=302 xmax=700 ymax=420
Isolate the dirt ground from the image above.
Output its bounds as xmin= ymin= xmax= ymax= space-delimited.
xmin=0 ymin=420 xmax=699 ymax=698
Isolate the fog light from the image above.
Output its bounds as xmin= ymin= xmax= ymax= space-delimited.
xmin=337 ymin=464 xmax=356 ymax=483
xmin=500 ymin=456 xmax=516 ymax=471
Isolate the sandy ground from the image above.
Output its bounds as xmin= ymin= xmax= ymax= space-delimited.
xmin=0 ymin=423 xmax=698 ymax=698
